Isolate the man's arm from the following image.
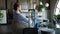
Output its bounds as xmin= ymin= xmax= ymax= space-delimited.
xmin=17 ymin=13 xmax=29 ymax=23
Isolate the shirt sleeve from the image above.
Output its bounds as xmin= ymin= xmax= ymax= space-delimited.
xmin=17 ymin=13 xmax=29 ymax=23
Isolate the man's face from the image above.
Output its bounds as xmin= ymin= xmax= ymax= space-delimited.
xmin=17 ymin=5 xmax=21 ymax=11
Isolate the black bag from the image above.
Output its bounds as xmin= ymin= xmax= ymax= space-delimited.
xmin=23 ymin=28 xmax=38 ymax=34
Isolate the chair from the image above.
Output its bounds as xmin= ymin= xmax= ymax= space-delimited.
xmin=23 ymin=28 xmax=38 ymax=34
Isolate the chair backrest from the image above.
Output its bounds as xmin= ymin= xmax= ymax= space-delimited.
xmin=23 ymin=28 xmax=38 ymax=34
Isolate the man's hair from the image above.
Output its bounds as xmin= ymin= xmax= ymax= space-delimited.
xmin=14 ymin=3 xmax=20 ymax=10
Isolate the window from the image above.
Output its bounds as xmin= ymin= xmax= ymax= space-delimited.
xmin=55 ymin=0 xmax=60 ymax=15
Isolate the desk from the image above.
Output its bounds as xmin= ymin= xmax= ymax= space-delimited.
xmin=38 ymin=27 xmax=55 ymax=34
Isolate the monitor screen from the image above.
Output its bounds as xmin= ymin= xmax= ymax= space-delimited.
xmin=43 ymin=20 xmax=48 ymax=22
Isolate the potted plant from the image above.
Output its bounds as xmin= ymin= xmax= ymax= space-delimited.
xmin=36 ymin=5 xmax=43 ymax=11
xmin=35 ymin=3 xmax=47 ymax=12
xmin=53 ymin=14 xmax=60 ymax=23
xmin=57 ymin=14 xmax=60 ymax=19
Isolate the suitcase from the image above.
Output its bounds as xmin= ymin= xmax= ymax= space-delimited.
xmin=23 ymin=28 xmax=38 ymax=34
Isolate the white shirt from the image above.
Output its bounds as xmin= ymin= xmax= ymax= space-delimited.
xmin=13 ymin=11 xmax=28 ymax=23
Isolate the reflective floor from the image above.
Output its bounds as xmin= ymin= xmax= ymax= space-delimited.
xmin=0 ymin=25 xmax=12 ymax=34
xmin=0 ymin=25 xmax=60 ymax=34
xmin=0 ymin=24 xmax=28 ymax=34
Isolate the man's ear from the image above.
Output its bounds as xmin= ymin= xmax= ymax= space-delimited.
xmin=17 ymin=7 xmax=19 ymax=9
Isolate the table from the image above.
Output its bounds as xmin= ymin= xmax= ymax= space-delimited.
xmin=38 ymin=27 xmax=55 ymax=34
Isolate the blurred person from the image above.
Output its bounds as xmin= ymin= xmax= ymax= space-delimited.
xmin=13 ymin=3 xmax=29 ymax=34
xmin=13 ymin=3 xmax=28 ymax=23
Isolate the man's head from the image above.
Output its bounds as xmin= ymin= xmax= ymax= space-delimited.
xmin=14 ymin=3 xmax=21 ymax=11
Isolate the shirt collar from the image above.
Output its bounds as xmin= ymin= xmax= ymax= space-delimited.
xmin=16 ymin=11 xmax=20 ymax=13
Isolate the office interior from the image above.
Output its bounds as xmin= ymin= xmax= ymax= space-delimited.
xmin=0 ymin=0 xmax=60 ymax=34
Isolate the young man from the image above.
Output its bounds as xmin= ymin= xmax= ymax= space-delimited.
xmin=12 ymin=3 xmax=29 ymax=34
xmin=13 ymin=3 xmax=28 ymax=23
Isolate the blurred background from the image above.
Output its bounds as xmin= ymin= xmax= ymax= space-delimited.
xmin=0 ymin=0 xmax=60 ymax=34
